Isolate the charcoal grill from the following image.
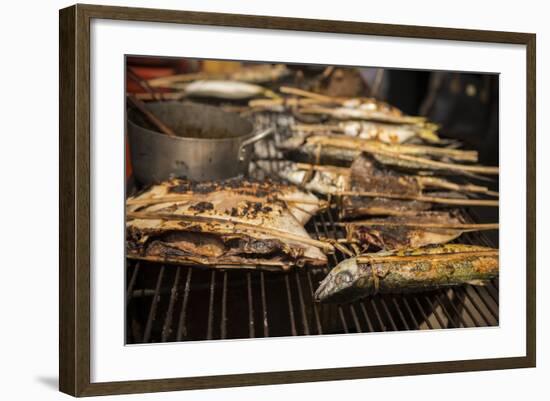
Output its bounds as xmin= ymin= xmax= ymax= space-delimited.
xmin=125 ymin=113 xmax=499 ymax=344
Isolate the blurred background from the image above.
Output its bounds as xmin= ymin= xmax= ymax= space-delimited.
xmin=126 ymin=56 xmax=499 ymax=167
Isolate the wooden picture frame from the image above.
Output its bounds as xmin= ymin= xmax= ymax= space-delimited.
xmin=59 ymin=3 xmax=536 ymax=397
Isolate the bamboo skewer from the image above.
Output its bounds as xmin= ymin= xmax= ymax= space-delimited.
xmin=279 ymin=86 xmax=427 ymax=126
xmin=147 ymin=72 xmax=217 ymax=87
xmin=126 ymin=194 xmax=325 ymax=207
xmin=355 ymin=249 xmax=499 ymax=265
xmin=303 ymin=137 xmax=498 ymax=174
xmin=277 ymin=197 xmax=328 ymax=206
xmin=148 ymin=65 xmax=289 ymax=88
xmin=249 ymin=98 xmax=334 ymax=109
xmin=337 ymin=221 xmax=499 ymax=230
xmin=335 ymin=190 xmax=499 ymax=207
xmin=284 ymin=202 xmax=316 ymax=217
xmin=127 ymin=254 xmax=290 ymax=271
xmin=333 ymin=242 xmax=355 ymax=257
xmin=130 ymin=92 xmax=185 ymax=101
xmin=299 ymin=106 xmax=425 ymax=124
xmin=127 ymin=211 xmax=334 ymax=252
xmin=127 ymin=69 xmax=164 ymax=101
xmin=416 ymin=177 xmax=499 ymax=197
xmin=292 ymin=123 xmax=341 ymax=132
xmin=292 ymin=162 xmax=498 ymax=198
xmin=371 ymin=150 xmax=499 ymax=175
xmin=280 ymin=86 xmax=341 ymax=103
xmin=306 ymin=135 xmax=478 ymax=162
xmin=294 ymin=163 xmax=351 ymax=175
xmin=127 ymin=95 xmax=177 ymax=137
xmin=127 ymin=194 xmax=196 ymax=206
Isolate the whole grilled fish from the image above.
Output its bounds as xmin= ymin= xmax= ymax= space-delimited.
xmin=298 ymin=105 xmax=425 ymax=125
xmin=184 ymin=80 xmax=277 ymax=100
xmin=126 ymin=178 xmax=329 ymax=271
xmin=315 ymin=244 xmax=498 ymax=303
xmin=292 ymin=121 xmax=440 ymax=144
xmin=344 ymin=211 xmax=466 ymax=250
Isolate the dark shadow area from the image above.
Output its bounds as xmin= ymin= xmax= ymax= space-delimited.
xmin=35 ymin=376 xmax=58 ymax=391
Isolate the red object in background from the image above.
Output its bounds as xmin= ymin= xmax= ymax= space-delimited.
xmin=126 ymin=66 xmax=176 ymax=93
xmin=126 ymin=136 xmax=133 ymax=179
xmin=126 ymin=56 xmax=193 ymax=93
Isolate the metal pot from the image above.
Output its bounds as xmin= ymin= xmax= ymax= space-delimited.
xmin=127 ymin=101 xmax=273 ymax=184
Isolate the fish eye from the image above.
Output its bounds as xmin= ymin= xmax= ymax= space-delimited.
xmin=335 ymin=271 xmax=353 ymax=285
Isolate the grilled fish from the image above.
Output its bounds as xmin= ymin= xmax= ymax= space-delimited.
xmin=279 ymin=132 xmax=476 ymax=168
xmin=126 ymin=178 xmax=329 ymax=271
xmin=278 ymin=159 xmax=434 ymax=218
xmin=280 ymin=142 xmax=360 ymax=167
xmin=230 ymin=64 xmax=290 ymax=83
xmin=184 ymin=80 xmax=277 ymax=100
xmin=344 ymin=211 xmax=467 ymax=250
xmin=341 ymin=196 xmax=432 ymax=218
xmin=279 ymin=164 xmax=349 ymax=195
xmin=340 ymin=154 xmax=498 ymax=217
xmin=315 ymin=244 xmax=499 ymax=303
xmin=298 ymin=105 xmax=425 ymax=125
xmin=305 ymin=135 xmax=478 ymax=162
xmin=279 ymin=155 xmax=495 ymax=217
xmin=292 ymin=121 xmax=440 ymax=144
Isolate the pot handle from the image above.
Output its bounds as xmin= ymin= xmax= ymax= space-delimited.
xmin=239 ymin=127 xmax=275 ymax=161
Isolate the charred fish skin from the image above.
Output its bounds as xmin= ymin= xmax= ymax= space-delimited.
xmin=345 ymin=211 xmax=465 ymax=250
xmin=281 ymin=144 xmax=359 ymax=167
xmin=315 ymin=244 xmax=499 ymax=304
xmin=126 ymin=177 xmax=329 ymax=271
xmin=340 ymin=196 xmax=432 ymax=218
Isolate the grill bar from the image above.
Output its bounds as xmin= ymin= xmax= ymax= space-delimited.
xmin=349 ymin=305 xmax=362 ymax=333
xmin=359 ymin=303 xmax=375 ymax=332
xmin=435 ymin=292 xmax=460 ymax=328
xmin=459 ymin=290 xmax=481 ymax=325
xmin=295 ymin=272 xmax=310 ymax=335
xmin=175 ymin=268 xmax=192 ymax=341
xmin=471 ymin=286 xmax=498 ymax=320
xmin=206 ymin=271 xmax=216 ymax=340
xmin=424 ymin=295 xmax=446 ymax=329
xmin=401 ymin=297 xmax=418 ymax=329
xmin=143 ymin=265 xmax=165 ymax=343
xmin=443 ymin=290 xmax=468 ymax=328
xmin=338 ymin=307 xmax=349 ymax=333
xmin=461 ymin=287 xmax=492 ymax=326
xmin=370 ymin=298 xmax=386 ymax=331
xmin=247 ymin=272 xmax=255 ymax=338
xmin=392 ymin=296 xmax=410 ymax=330
xmin=484 ymin=284 xmax=499 ymax=305
xmin=285 ymin=275 xmax=298 ymax=336
xmin=379 ymin=298 xmax=397 ymax=331
xmin=161 ymin=266 xmax=182 ymax=341
xmin=306 ymin=270 xmax=323 ymax=334
xmin=221 ymin=272 xmax=228 ymax=339
xmin=414 ymin=297 xmax=433 ymax=330
xmin=260 ymin=272 xmax=269 ymax=337
xmin=126 ymin=262 xmax=140 ymax=307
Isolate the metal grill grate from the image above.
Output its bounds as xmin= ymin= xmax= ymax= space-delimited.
xmin=125 ymin=115 xmax=498 ymax=344
xmin=125 ymin=206 xmax=498 ymax=344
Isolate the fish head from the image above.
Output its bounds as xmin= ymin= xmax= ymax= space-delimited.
xmin=315 ymin=258 xmax=366 ymax=304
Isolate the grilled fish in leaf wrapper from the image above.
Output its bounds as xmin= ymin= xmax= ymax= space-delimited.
xmin=126 ymin=178 xmax=329 ymax=271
